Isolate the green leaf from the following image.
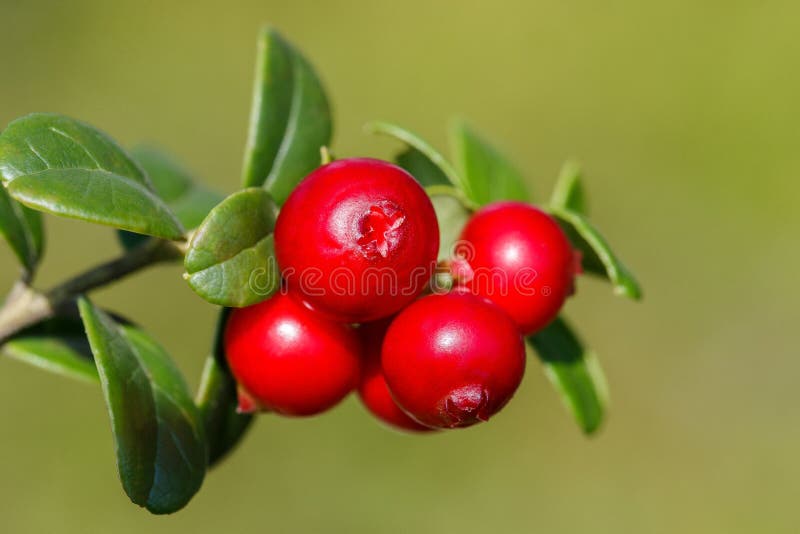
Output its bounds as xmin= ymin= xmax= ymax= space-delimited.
xmin=366 ymin=121 xmax=473 ymax=201
xmin=185 ymin=188 xmax=280 ymax=307
xmin=449 ymin=119 xmax=529 ymax=206
xmin=550 ymin=160 xmax=587 ymax=215
xmin=78 ymin=298 xmax=206 ymax=514
xmin=528 ymin=317 xmax=608 ymax=435
xmin=396 ymin=147 xmax=450 ymax=187
xmin=119 ymin=146 xmax=222 ymax=250
xmin=0 ymin=113 xmax=183 ymax=239
xmin=2 ymin=316 xmax=98 ymax=383
xmin=196 ymin=308 xmax=253 ymax=467
xmin=241 ymin=28 xmax=333 ymax=204
xmin=0 ymin=183 xmax=43 ymax=272
xmin=552 ymin=207 xmax=642 ymax=300
xmin=427 ymin=186 xmax=473 ymax=262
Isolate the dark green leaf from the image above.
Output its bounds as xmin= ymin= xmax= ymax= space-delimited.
xmin=552 ymin=208 xmax=642 ymax=300
xmin=2 ymin=316 xmax=98 ymax=383
xmin=528 ymin=317 xmax=608 ymax=435
xmin=21 ymin=201 xmax=44 ymax=262
xmin=449 ymin=119 xmax=529 ymax=206
xmin=396 ymin=147 xmax=449 ymax=187
xmin=366 ymin=121 xmax=474 ymax=204
xmin=196 ymin=308 xmax=253 ymax=467
xmin=550 ymin=160 xmax=587 ymax=215
xmin=78 ymin=298 xmax=206 ymax=514
xmin=185 ymin=188 xmax=280 ymax=307
xmin=428 ymin=186 xmax=473 ymax=261
xmin=118 ymin=146 xmax=222 ymax=250
xmin=0 ymin=184 xmax=43 ymax=272
xmin=0 ymin=113 xmax=183 ymax=239
xmin=241 ymin=28 xmax=332 ymax=204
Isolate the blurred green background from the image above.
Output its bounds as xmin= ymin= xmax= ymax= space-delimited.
xmin=0 ymin=0 xmax=797 ymax=532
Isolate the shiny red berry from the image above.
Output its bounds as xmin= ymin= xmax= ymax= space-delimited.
xmin=456 ymin=201 xmax=578 ymax=335
xmin=381 ymin=291 xmax=526 ymax=429
xmin=275 ymin=158 xmax=439 ymax=323
xmin=357 ymin=320 xmax=434 ymax=433
xmin=224 ymin=292 xmax=360 ymax=416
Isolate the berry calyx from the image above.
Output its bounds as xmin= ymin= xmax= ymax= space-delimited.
xmin=275 ymin=158 xmax=439 ymax=323
xmin=357 ymin=319 xmax=434 ymax=433
xmin=381 ymin=291 xmax=526 ymax=429
xmin=224 ymin=292 xmax=360 ymax=416
xmin=456 ymin=201 xmax=578 ymax=335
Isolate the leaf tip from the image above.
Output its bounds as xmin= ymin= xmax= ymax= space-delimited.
xmin=446 ymin=115 xmax=468 ymax=134
xmin=362 ymin=120 xmax=383 ymax=135
xmin=614 ymin=277 xmax=643 ymax=301
xmin=580 ymin=418 xmax=604 ymax=436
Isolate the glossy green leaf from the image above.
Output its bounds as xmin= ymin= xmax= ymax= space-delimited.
xmin=0 ymin=113 xmax=183 ymax=239
xmin=550 ymin=160 xmax=587 ymax=215
xmin=449 ymin=119 xmax=529 ymax=206
xmin=552 ymin=207 xmax=642 ymax=300
xmin=396 ymin=147 xmax=449 ymax=187
xmin=528 ymin=317 xmax=608 ymax=435
xmin=21 ymin=201 xmax=44 ymax=260
xmin=185 ymin=188 xmax=280 ymax=307
xmin=428 ymin=186 xmax=473 ymax=261
xmin=241 ymin=28 xmax=332 ymax=204
xmin=0 ymin=184 xmax=43 ymax=272
xmin=78 ymin=298 xmax=206 ymax=514
xmin=119 ymin=146 xmax=222 ymax=250
xmin=196 ymin=308 xmax=253 ymax=467
xmin=2 ymin=316 xmax=98 ymax=383
xmin=366 ymin=121 xmax=473 ymax=201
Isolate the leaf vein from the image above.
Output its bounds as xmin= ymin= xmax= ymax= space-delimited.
xmin=49 ymin=126 xmax=103 ymax=169
xmin=25 ymin=140 xmax=51 ymax=169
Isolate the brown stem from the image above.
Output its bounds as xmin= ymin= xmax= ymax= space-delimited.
xmin=0 ymin=239 xmax=183 ymax=343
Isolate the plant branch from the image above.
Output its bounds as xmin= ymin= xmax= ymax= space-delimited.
xmin=0 ymin=239 xmax=184 ymax=343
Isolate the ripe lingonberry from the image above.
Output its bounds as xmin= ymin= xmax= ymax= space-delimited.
xmin=381 ymin=291 xmax=526 ymax=429
xmin=224 ymin=292 xmax=360 ymax=416
xmin=275 ymin=158 xmax=439 ymax=323
xmin=456 ymin=201 xmax=578 ymax=335
xmin=357 ymin=320 xmax=434 ymax=433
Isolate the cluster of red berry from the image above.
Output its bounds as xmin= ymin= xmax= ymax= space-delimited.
xmin=224 ymin=158 xmax=579 ymax=431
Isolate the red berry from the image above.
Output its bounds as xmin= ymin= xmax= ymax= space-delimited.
xmin=275 ymin=158 xmax=439 ymax=323
xmin=224 ymin=292 xmax=360 ymax=416
xmin=381 ymin=291 xmax=526 ymax=429
xmin=357 ymin=320 xmax=435 ymax=433
xmin=456 ymin=201 xmax=577 ymax=335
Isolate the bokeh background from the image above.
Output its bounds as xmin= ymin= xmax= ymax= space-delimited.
xmin=0 ymin=1 xmax=797 ymax=532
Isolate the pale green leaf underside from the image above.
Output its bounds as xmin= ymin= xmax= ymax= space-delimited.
xmin=428 ymin=188 xmax=473 ymax=262
xmin=2 ymin=317 xmax=98 ymax=383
